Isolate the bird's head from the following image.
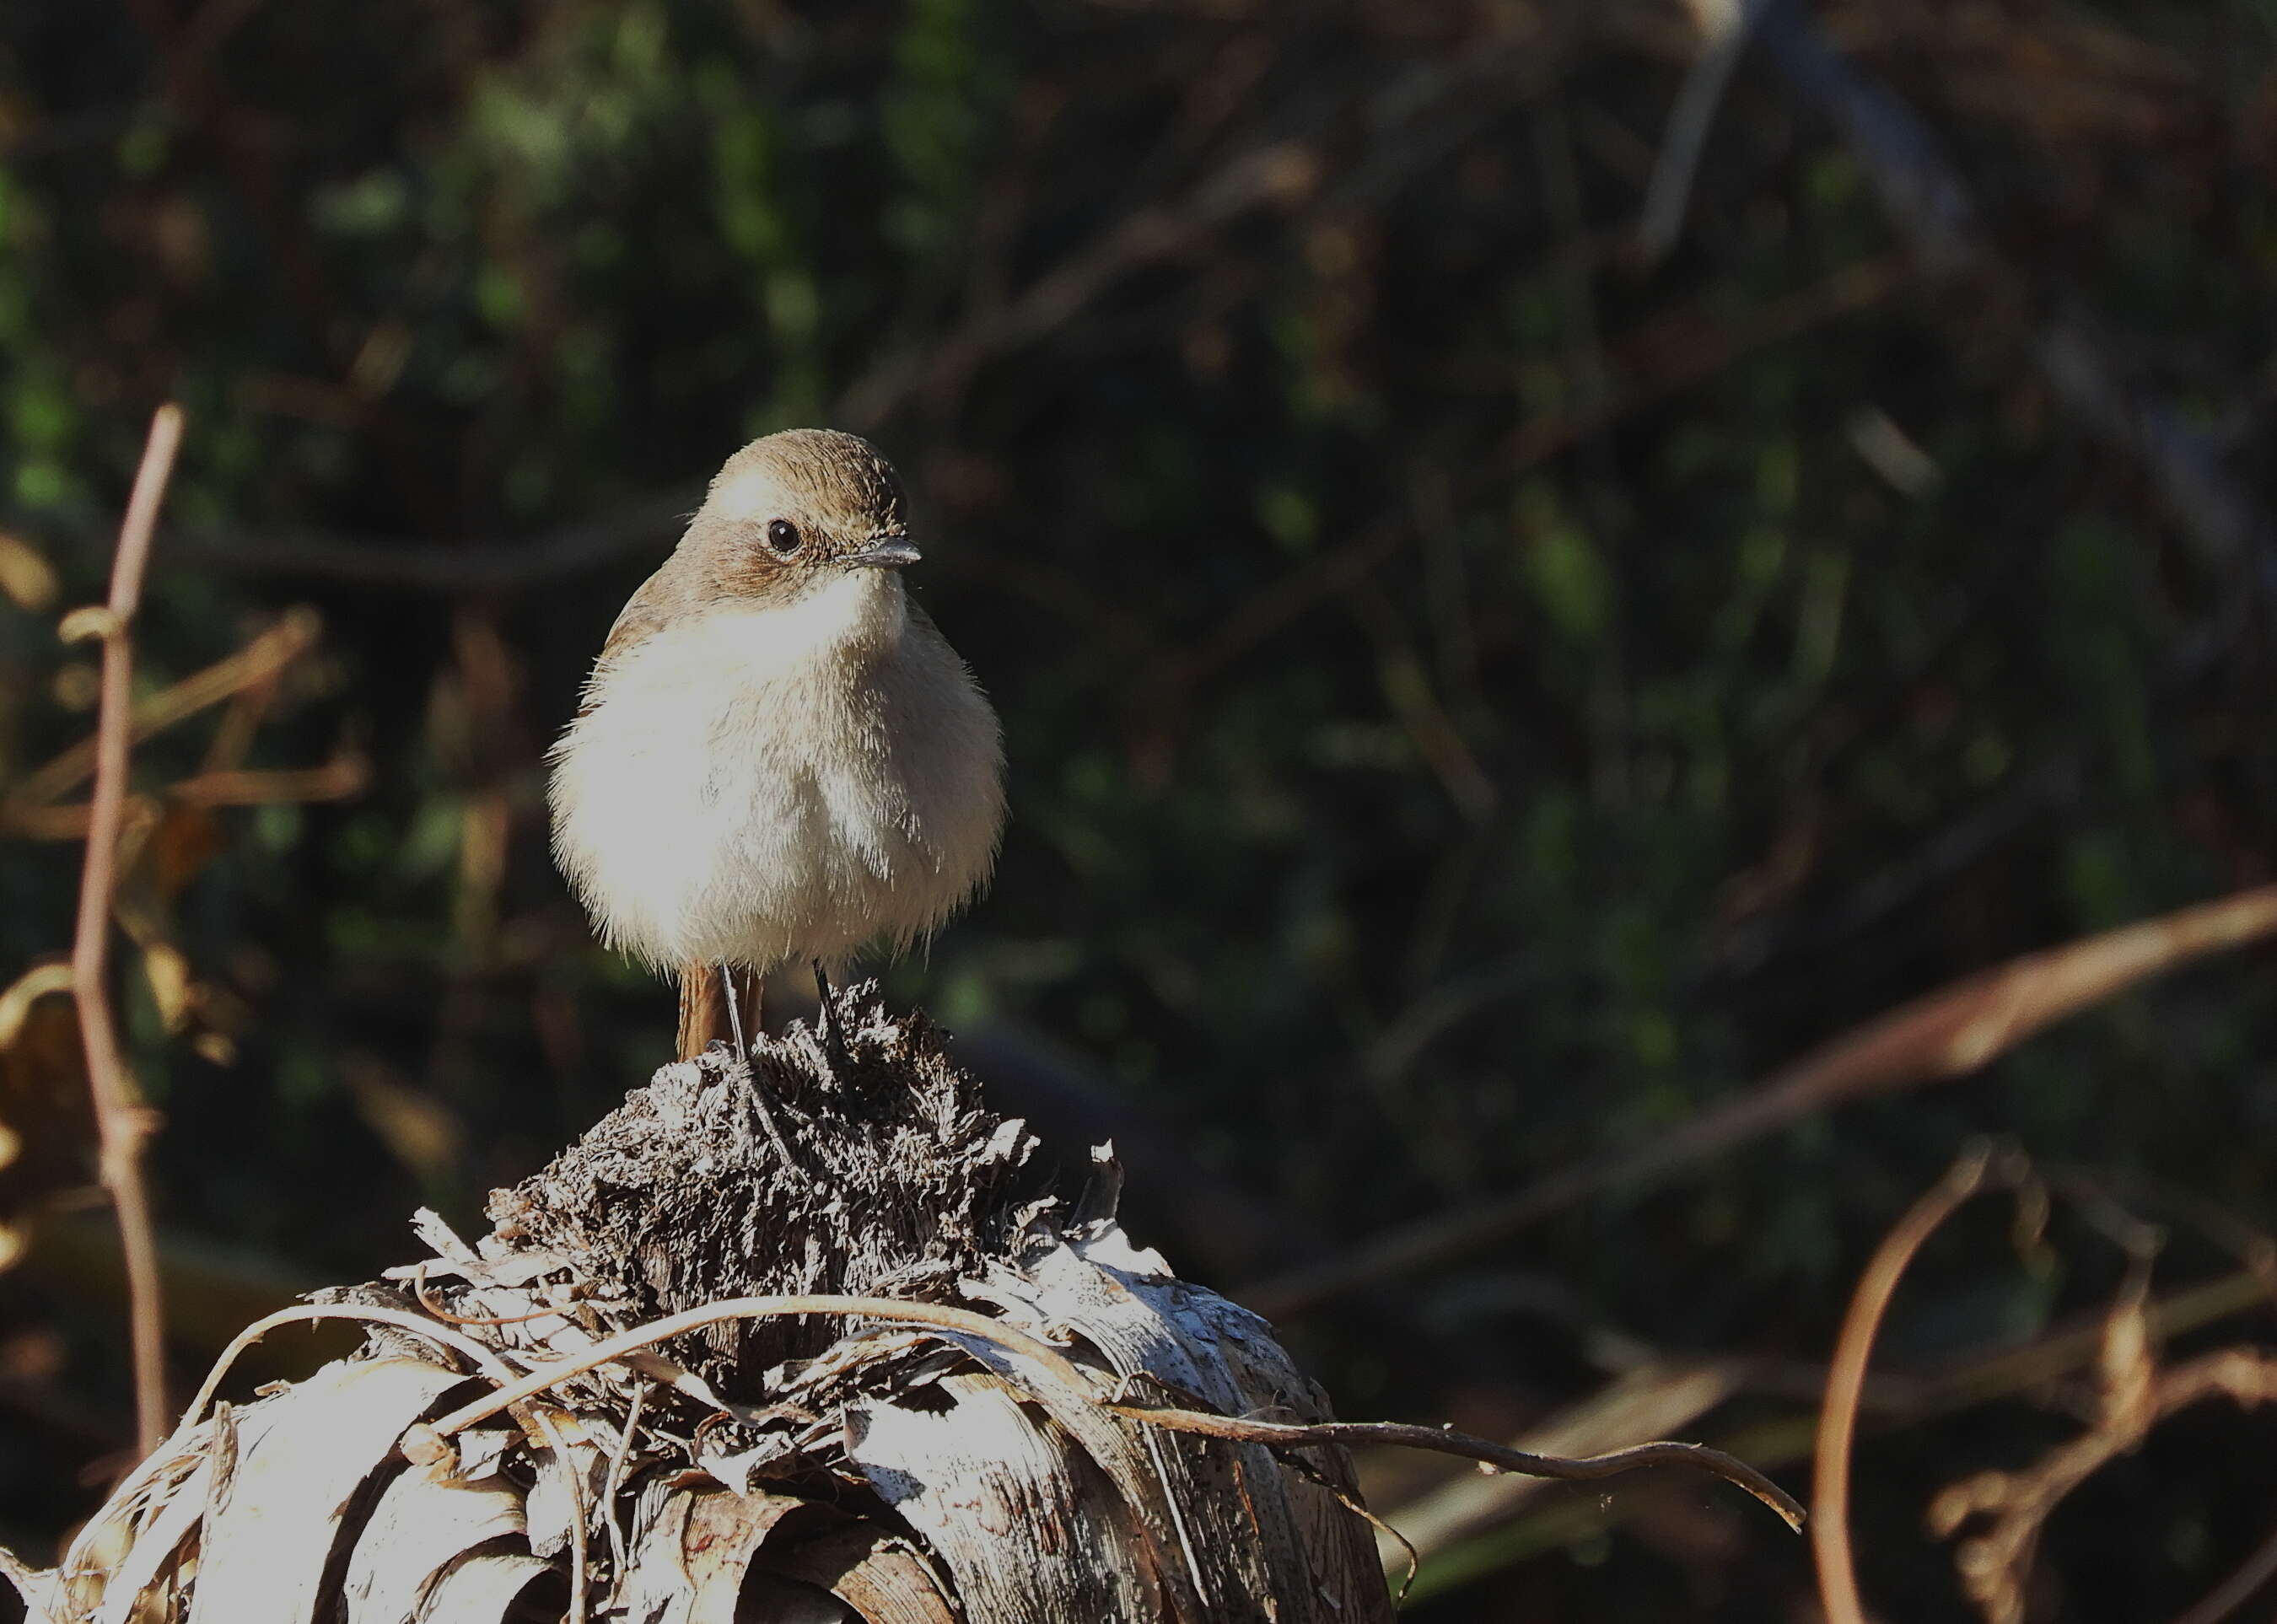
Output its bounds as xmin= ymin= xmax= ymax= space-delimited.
xmin=682 ymin=428 xmax=920 ymax=604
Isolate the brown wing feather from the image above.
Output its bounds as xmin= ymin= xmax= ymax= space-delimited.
xmin=575 ymin=563 xmax=684 ymax=718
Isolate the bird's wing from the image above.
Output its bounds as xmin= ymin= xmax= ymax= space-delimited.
xmin=577 ymin=565 xmax=681 ymax=717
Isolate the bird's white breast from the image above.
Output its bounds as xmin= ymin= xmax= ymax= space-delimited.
xmin=547 ymin=570 xmax=1004 ymax=973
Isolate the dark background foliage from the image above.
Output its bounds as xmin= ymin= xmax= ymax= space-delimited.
xmin=3 ymin=0 xmax=2277 ymax=1617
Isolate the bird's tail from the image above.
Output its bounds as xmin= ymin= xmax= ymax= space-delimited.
xmin=677 ymin=962 xmax=762 ymax=1061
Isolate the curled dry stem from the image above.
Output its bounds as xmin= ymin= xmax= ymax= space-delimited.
xmin=150 ymin=1285 xmax=1799 ymax=1623
xmin=1814 ymin=1144 xmax=2038 ymax=1624
xmin=402 ymin=1293 xmax=1803 ymax=1533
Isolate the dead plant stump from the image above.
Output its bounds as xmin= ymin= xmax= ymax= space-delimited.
xmin=13 ymin=987 xmax=1397 ymax=1623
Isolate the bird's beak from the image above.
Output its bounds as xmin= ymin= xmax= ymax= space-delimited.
xmin=845 ymin=536 xmax=922 ymax=569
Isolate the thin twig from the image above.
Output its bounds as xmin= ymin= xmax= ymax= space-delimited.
xmin=72 ymin=403 xmax=185 ymax=1460
xmin=1104 ymin=1403 xmax=1804 ymax=1534
xmin=1242 ymin=880 xmax=2277 ymax=1319
xmin=1813 ymin=1145 xmax=2021 ymax=1624
xmin=1281 ymin=1449 xmax=1422 ymax=1600
xmin=1376 ymin=1358 xmax=1743 ymax=1571
xmin=600 ymin=1379 xmax=649 ymax=1605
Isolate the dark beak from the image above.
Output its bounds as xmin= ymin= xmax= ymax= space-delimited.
xmin=846 ymin=536 xmax=922 ymax=569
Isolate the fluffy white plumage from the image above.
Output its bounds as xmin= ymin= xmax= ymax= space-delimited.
xmin=547 ymin=435 xmax=1004 ymax=978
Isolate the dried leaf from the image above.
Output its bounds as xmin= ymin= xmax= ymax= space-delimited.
xmin=409 ymin=1553 xmax=560 ymax=1624
xmin=55 ymin=1428 xmax=219 ymax=1620
xmin=847 ymin=1371 xmax=1165 ymax=1621
xmin=91 ymin=1455 xmax=220 ymax=1624
xmin=758 ymin=1519 xmax=959 ymax=1624
xmin=616 ymin=1483 xmax=809 ymax=1624
xmin=189 ymin=1359 xmax=473 ymax=1624
xmin=342 ymin=1461 xmax=525 ymax=1624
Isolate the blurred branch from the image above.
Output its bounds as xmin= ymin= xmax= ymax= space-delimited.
xmin=1242 ymin=880 xmax=2277 ymax=1320
xmin=1143 ymin=255 xmax=1904 ymax=718
xmin=1752 ymin=1 xmax=2277 ymax=589
xmin=1931 ymin=1344 xmax=2277 ymax=1624
xmin=1709 ymin=750 xmax=2082 ymax=977
xmin=137 ymin=123 xmax=1332 ymax=591
xmin=0 ymin=604 xmax=355 ymax=853
xmin=5 ymin=750 xmax=374 ymax=841
xmin=121 ymin=34 xmax=1572 ymax=597
xmin=15 ymin=1211 xmax=342 ymax=1369
xmin=153 ymin=488 xmax=703 ymax=592
xmin=165 ymin=750 xmax=369 ymax=809
xmin=1 ymin=605 xmax=323 ymax=817
xmin=1392 ymin=1250 xmax=2275 ymax=1604
xmin=68 ymin=404 xmax=183 ymax=1462
xmin=837 ymin=141 xmax=1322 ymax=428
xmin=1635 ymin=0 xmax=1770 ymax=262
xmin=1342 ymin=583 xmax=1499 ymax=823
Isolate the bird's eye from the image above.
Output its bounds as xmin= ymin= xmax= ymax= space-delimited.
xmin=765 ymin=518 xmax=803 ymax=556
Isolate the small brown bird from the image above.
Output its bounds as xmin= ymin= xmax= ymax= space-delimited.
xmin=548 ymin=429 xmax=1005 ymax=1059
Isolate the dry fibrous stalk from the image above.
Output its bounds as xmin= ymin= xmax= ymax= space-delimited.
xmin=4 ymin=991 xmax=1795 ymax=1623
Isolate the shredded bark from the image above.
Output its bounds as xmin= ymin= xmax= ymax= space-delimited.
xmin=476 ymin=998 xmax=1045 ymax=1385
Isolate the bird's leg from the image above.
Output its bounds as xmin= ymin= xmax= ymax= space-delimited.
xmin=676 ymin=961 xmax=719 ymax=1062
xmin=677 ymin=961 xmax=760 ymax=1061
xmin=722 ymin=962 xmax=749 ymax=1058
xmin=812 ymin=960 xmax=848 ymax=1068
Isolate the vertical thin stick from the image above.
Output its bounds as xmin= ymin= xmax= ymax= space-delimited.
xmin=71 ymin=403 xmax=185 ymax=1460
